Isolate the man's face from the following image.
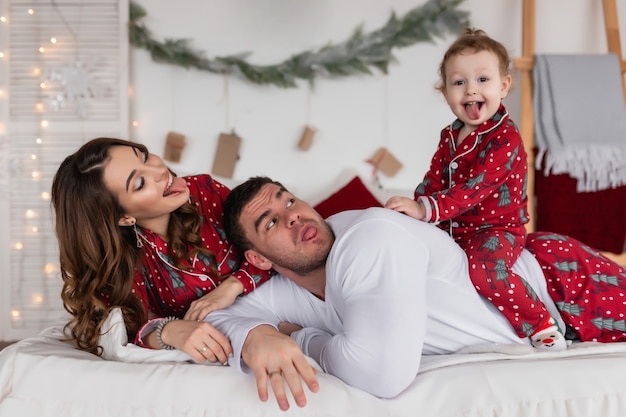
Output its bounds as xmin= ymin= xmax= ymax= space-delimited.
xmin=240 ymin=183 xmax=334 ymax=276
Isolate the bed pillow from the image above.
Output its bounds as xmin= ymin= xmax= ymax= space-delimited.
xmin=99 ymin=308 xmax=197 ymax=363
xmin=314 ymin=176 xmax=383 ymax=218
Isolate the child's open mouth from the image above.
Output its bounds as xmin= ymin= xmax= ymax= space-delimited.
xmin=465 ymin=101 xmax=483 ymax=120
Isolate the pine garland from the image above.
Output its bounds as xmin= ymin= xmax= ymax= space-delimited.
xmin=128 ymin=0 xmax=470 ymax=88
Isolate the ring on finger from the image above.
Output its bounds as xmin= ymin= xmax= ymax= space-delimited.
xmin=268 ymin=371 xmax=281 ymax=378
xmin=201 ymin=346 xmax=207 ymax=353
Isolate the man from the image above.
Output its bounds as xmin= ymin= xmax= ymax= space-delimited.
xmin=207 ymin=176 xmax=626 ymax=411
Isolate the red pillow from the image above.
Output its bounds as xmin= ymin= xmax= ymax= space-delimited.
xmin=314 ymin=176 xmax=383 ymax=218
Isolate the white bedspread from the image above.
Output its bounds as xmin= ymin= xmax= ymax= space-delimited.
xmin=2 ymin=309 xmax=626 ymax=417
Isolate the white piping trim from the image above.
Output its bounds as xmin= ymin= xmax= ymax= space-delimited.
xmin=137 ymin=232 xmax=217 ymax=288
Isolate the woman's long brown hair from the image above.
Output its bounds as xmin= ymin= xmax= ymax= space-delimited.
xmin=51 ymin=137 xmax=217 ymax=354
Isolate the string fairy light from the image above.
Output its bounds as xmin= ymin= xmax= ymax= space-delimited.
xmin=29 ymin=2 xmax=55 ymax=323
xmin=2 ymin=3 xmax=69 ymax=331
xmin=31 ymin=294 xmax=44 ymax=305
xmin=2 ymin=0 xmax=126 ymax=336
xmin=43 ymin=263 xmax=57 ymax=276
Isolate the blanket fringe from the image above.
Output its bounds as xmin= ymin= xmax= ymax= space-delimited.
xmin=536 ymin=145 xmax=626 ymax=192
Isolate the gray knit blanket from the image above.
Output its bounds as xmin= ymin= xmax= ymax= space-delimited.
xmin=533 ymin=54 xmax=626 ymax=191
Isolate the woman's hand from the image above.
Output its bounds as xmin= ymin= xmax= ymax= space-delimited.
xmin=158 ymin=319 xmax=232 ymax=364
xmin=184 ymin=276 xmax=244 ymax=321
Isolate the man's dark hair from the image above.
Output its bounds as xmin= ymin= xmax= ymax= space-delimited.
xmin=223 ymin=176 xmax=286 ymax=252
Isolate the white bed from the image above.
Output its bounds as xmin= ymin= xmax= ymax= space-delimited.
xmin=2 ymin=308 xmax=626 ymax=417
xmin=2 ymin=172 xmax=626 ymax=417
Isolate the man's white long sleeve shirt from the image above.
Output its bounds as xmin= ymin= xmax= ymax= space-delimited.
xmin=207 ymin=208 xmax=562 ymax=398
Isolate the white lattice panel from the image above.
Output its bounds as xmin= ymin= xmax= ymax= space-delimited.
xmin=0 ymin=0 xmax=128 ymax=340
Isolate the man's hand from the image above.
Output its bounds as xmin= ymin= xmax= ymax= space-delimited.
xmin=243 ymin=325 xmax=319 ymax=411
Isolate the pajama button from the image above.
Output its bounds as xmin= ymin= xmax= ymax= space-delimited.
xmin=450 ymin=162 xmax=458 ymax=169
xmin=452 ymin=222 xmax=459 ymax=227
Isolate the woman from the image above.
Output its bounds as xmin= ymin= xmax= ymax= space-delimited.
xmin=51 ymin=137 xmax=273 ymax=363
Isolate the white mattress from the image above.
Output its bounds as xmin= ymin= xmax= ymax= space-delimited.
xmin=2 ymin=312 xmax=626 ymax=417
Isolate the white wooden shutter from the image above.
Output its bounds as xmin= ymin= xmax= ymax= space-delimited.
xmin=0 ymin=0 xmax=129 ymax=340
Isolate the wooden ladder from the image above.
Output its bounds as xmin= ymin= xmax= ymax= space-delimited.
xmin=514 ymin=0 xmax=626 ymax=265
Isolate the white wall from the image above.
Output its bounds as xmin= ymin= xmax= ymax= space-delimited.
xmin=129 ymin=0 xmax=624 ymax=201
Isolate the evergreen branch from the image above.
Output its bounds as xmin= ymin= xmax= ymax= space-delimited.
xmin=128 ymin=0 xmax=470 ymax=88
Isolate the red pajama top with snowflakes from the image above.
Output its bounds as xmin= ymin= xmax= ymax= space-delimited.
xmin=415 ymin=104 xmax=529 ymax=239
xmin=129 ymin=174 xmax=272 ymax=343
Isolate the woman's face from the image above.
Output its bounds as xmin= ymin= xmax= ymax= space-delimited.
xmin=102 ymin=145 xmax=190 ymax=233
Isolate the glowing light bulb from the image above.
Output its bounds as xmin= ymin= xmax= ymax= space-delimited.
xmin=25 ymin=209 xmax=36 ymax=218
xmin=0 ymin=16 xmax=7 ymax=23
xmin=39 ymin=82 xmax=46 ymax=88
xmin=31 ymin=170 xmax=41 ymax=179
xmin=0 ymin=52 xmax=4 ymax=59
xmin=32 ymin=226 xmax=39 ymax=233
xmin=32 ymin=294 xmax=44 ymax=305
xmin=50 ymin=37 xmax=57 ymax=44
xmin=44 ymin=263 xmax=57 ymax=275
xmin=38 ymin=47 xmax=45 ymax=53
xmin=31 ymin=154 xmax=37 ymax=160
xmin=14 ymin=242 xmax=23 ymax=250
xmin=40 ymin=191 xmax=50 ymax=200
xmin=132 ymin=120 xmax=139 ymax=127
xmin=40 ymin=120 xmax=48 ymax=128
xmin=33 ymin=67 xmax=41 ymax=75
xmin=27 ymin=9 xmax=35 ymax=15
xmin=10 ymin=309 xmax=20 ymax=319
xmin=36 ymin=102 xmax=44 ymax=111
xmin=36 ymin=137 xmax=43 ymax=144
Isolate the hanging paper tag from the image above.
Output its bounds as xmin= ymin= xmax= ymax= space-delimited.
xmin=297 ymin=125 xmax=316 ymax=150
xmin=163 ymin=131 xmax=186 ymax=163
xmin=212 ymin=132 xmax=241 ymax=178
xmin=367 ymin=147 xmax=403 ymax=177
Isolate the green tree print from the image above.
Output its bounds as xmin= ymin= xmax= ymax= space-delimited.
xmin=592 ymin=317 xmax=626 ymax=332
xmin=591 ymin=274 xmax=620 ymax=286
xmin=498 ymin=184 xmax=512 ymax=207
xmin=505 ymin=145 xmax=519 ymax=171
xmin=481 ymin=236 xmax=501 ymax=252
xmin=554 ymin=261 xmax=579 ymax=272
xmin=556 ymin=301 xmax=583 ymax=316
xmin=465 ymin=172 xmax=486 ymax=190
xmin=416 ymin=178 xmax=430 ymax=195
